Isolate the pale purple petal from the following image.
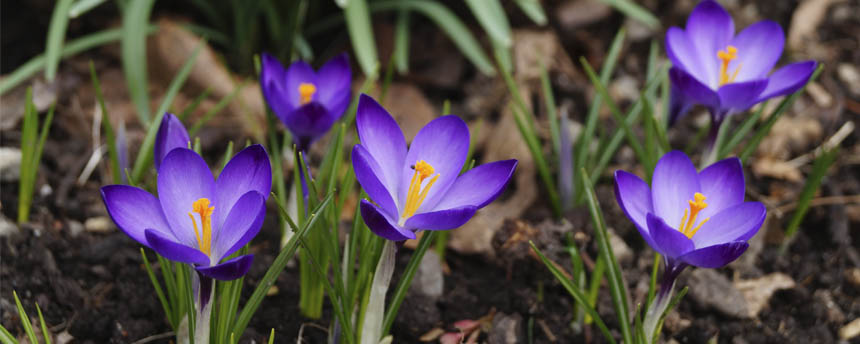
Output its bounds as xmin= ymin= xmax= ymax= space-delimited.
xmin=730 ymin=20 xmax=784 ymax=82
xmin=144 ymin=229 xmax=209 ymax=265
xmin=717 ymin=79 xmax=768 ymax=113
xmin=157 ymin=148 xmax=216 ymax=248
xmin=669 ymin=67 xmax=720 ymax=108
xmin=260 ymin=53 xmax=294 ymax=120
xmin=101 ymin=185 xmax=173 ymax=246
xmin=356 ymin=94 xmax=407 ymax=204
xmin=352 ymin=145 xmax=399 ymax=216
xmin=212 ymin=191 xmax=266 ymax=260
xmin=284 ymin=60 xmax=317 ymax=109
xmin=399 ymin=115 xmax=470 ymax=213
xmin=432 ymin=160 xmax=517 ymax=210
xmin=651 ymin=151 xmax=701 ymax=228
xmin=154 ymin=113 xmax=190 ymax=170
xmin=698 ymin=157 xmax=744 ymax=219
xmin=404 ymin=206 xmax=478 ymax=231
xmin=666 ymin=27 xmax=709 ymax=83
xmin=214 ymin=144 xmax=271 ymax=229
xmin=360 ymin=199 xmax=416 ymax=241
xmin=647 ymin=213 xmax=695 ymax=258
xmin=691 ymin=202 xmax=765 ymax=248
xmin=315 ymin=53 xmax=351 ymax=119
xmin=685 ymin=0 xmax=734 ymax=88
xmin=196 ymin=254 xmax=254 ymax=280
xmin=678 ymin=241 xmax=748 ymax=268
xmin=614 ymin=170 xmax=653 ymax=235
xmin=757 ymin=61 xmax=817 ymax=101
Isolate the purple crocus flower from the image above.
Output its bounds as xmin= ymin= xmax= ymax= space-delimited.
xmin=352 ymin=94 xmax=517 ymax=241
xmin=154 ymin=113 xmax=190 ymax=170
xmin=101 ymin=144 xmax=272 ymax=281
xmin=666 ymin=0 xmax=816 ymax=125
xmin=260 ymin=53 xmax=351 ymax=152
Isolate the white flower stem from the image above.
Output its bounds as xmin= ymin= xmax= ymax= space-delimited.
xmin=360 ymin=240 xmax=397 ymax=344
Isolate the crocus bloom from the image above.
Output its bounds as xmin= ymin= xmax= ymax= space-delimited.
xmin=615 ymin=150 xmax=765 ymax=271
xmin=260 ymin=53 xmax=351 ymax=151
xmin=154 ymin=113 xmax=190 ymax=170
xmin=352 ymin=94 xmax=517 ymax=241
xmin=101 ymin=144 xmax=272 ymax=280
xmin=666 ymin=0 xmax=816 ymax=125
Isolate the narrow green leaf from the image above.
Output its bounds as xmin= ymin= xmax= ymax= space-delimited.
xmin=13 ymin=291 xmax=37 ymax=344
xmin=718 ymin=102 xmax=765 ymax=158
xmin=394 ymin=10 xmax=410 ymax=73
xmin=90 ymin=61 xmax=122 ymax=184
xmin=597 ymin=0 xmax=659 ymax=29
xmin=141 ymin=249 xmax=174 ymax=329
xmin=45 ymin=0 xmax=75 ymax=81
xmin=36 ymin=306 xmax=50 ymax=344
xmin=464 ymin=0 xmax=512 ymax=47
xmin=122 ymin=0 xmax=156 ymax=125
xmin=513 ymin=0 xmax=547 ymax=25
xmin=69 ymin=0 xmax=109 ymax=18
xmin=178 ymin=87 xmax=213 ymax=122
xmin=540 ymin=62 xmax=560 ymax=159
xmin=345 ymin=0 xmax=379 ymax=77
xmin=530 ymin=242 xmax=616 ymax=344
xmin=382 ymin=231 xmax=438 ymax=335
xmin=189 ymin=82 xmax=244 ymax=135
xmin=0 ymin=324 xmax=16 ymax=344
xmin=783 ymin=147 xmax=839 ymax=242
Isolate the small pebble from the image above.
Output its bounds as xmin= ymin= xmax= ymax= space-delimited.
xmin=687 ymin=269 xmax=749 ymax=318
xmin=0 ymin=147 xmax=22 ymax=182
xmin=0 ymin=215 xmax=19 ymax=237
xmin=85 ymin=216 xmax=113 ymax=233
xmin=488 ymin=312 xmax=524 ymax=344
xmin=845 ymin=268 xmax=860 ymax=288
xmin=840 ymin=318 xmax=860 ymax=340
xmin=67 ymin=221 xmax=84 ymax=238
xmin=837 ymin=63 xmax=860 ymax=97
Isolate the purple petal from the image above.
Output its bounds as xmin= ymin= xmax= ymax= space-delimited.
xmin=260 ymin=53 xmax=294 ymax=120
xmin=614 ymin=170 xmax=654 ymax=236
xmin=404 ymin=206 xmax=478 ymax=231
xmin=282 ymin=102 xmax=336 ymax=145
xmin=668 ymin=82 xmax=694 ymax=125
xmin=284 ymin=60 xmax=317 ymax=109
xmin=757 ymin=61 xmax=817 ymax=101
xmin=157 ymin=148 xmax=216 ymax=248
xmin=651 ymin=151 xmax=701 ymax=229
xmin=717 ymin=79 xmax=768 ymax=113
xmin=360 ymin=199 xmax=416 ymax=241
xmin=685 ymin=0 xmax=734 ymax=88
xmin=698 ymin=157 xmax=744 ymax=219
xmin=666 ymin=27 xmax=709 ymax=83
xmin=432 ymin=159 xmax=518 ymax=210
xmin=647 ymin=213 xmax=695 ymax=258
xmin=214 ymin=144 xmax=271 ymax=229
xmin=212 ymin=191 xmax=266 ymax=260
xmin=145 ymin=229 xmax=209 ymax=265
xmin=669 ymin=67 xmax=720 ymax=108
xmin=356 ymin=94 xmax=407 ymax=203
xmin=352 ymin=145 xmax=399 ymax=216
xmin=691 ymin=202 xmax=765 ymax=248
xmin=154 ymin=113 xmax=190 ymax=170
xmin=678 ymin=241 xmax=748 ymax=268
xmin=399 ymin=115 xmax=470 ymax=213
xmin=315 ymin=53 xmax=351 ymax=120
xmin=730 ymin=20 xmax=784 ymax=82
xmin=196 ymin=254 xmax=254 ymax=280
xmin=101 ymin=185 xmax=173 ymax=247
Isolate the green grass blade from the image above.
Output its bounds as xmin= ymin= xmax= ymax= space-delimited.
xmin=178 ymin=87 xmax=213 ymax=122
xmin=513 ymin=0 xmax=547 ymax=25
xmin=90 ymin=61 xmax=122 ymax=184
xmin=597 ymin=0 xmax=659 ymax=29
xmin=188 ymin=82 xmax=244 ymax=136
xmin=464 ymin=0 xmax=512 ymax=47
xmin=717 ymin=102 xmax=765 ymax=158
xmin=130 ymin=42 xmax=203 ymax=182
xmin=394 ymin=9 xmax=411 ymax=73
xmin=581 ymin=168 xmax=633 ymax=344
xmin=345 ymin=0 xmax=379 ymax=77
xmin=739 ymin=65 xmax=823 ymax=163
xmin=530 ymin=242 xmax=616 ymax=344
xmin=371 ymin=0 xmax=495 ymax=75
xmin=381 ymin=231 xmax=437 ymax=335
xmin=122 ymin=0 xmax=156 ymax=125
xmin=69 ymin=0 xmax=108 ymax=18
xmin=141 ymin=249 xmax=175 ymax=329
xmin=0 ymin=324 xmax=16 ymax=344
xmin=232 ymin=192 xmax=334 ymax=338
xmin=45 ymin=0 xmax=75 ymax=81
xmin=13 ymin=291 xmax=37 ymax=344
xmin=36 ymin=305 xmax=51 ymax=344
xmin=540 ymin=62 xmax=560 ymax=158
xmin=783 ymin=147 xmax=839 ymax=242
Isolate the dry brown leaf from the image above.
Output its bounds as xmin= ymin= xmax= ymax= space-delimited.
xmin=751 ymin=156 xmax=803 ymax=182
xmin=788 ymin=0 xmax=835 ymax=51
xmin=734 ymin=272 xmax=796 ymax=318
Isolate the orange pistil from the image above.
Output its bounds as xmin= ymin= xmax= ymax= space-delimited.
xmin=717 ymin=45 xmax=741 ymax=86
xmin=298 ymin=83 xmax=316 ymax=105
xmin=188 ymin=198 xmax=214 ymax=256
xmin=399 ymin=160 xmax=439 ymax=226
xmin=678 ymin=192 xmax=709 ymax=238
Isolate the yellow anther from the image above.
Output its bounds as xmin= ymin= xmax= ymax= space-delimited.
xmin=678 ymin=192 xmax=709 ymax=238
xmin=298 ymin=83 xmax=317 ymax=105
xmin=188 ymin=198 xmax=214 ymax=256
xmin=399 ymin=160 xmax=440 ymax=225
xmin=717 ymin=45 xmax=741 ymax=86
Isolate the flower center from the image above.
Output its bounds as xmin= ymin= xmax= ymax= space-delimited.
xmin=298 ymin=83 xmax=316 ymax=105
xmin=188 ymin=198 xmax=214 ymax=256
xmin=717 ymin=45 xmax=741 ymax=86
xmin=398 ymin=160 xmax=440 ymax=226
xmin=678 ymin=192 xmax=710 ymax=238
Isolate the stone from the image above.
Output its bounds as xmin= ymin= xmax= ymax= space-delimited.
xmin=845 ymin=268 xmax=860 ymax=288
xmin=488 ymin=312 xmax=524 ymax=344
xmin=608 ymin=229 xmax=633 ymax=265
xmin=686 ymin=269 xmax=749 ymax=318
xmin=837 ymin=63 xmax=860 ymax=97
xmin=840 ymin=318 xmax=860 ymax=341
xmin=84 ymin=216 xmax=113 ymax=233
xmin=734 ymin=272 xmax=795 ymax=318
xmin=0 ymin=214 xmax=19 ymax=237
xmin=557 ymin=0 xmax=611 ymax=30
xmin=813 ymin=289 xmax=845 ymax=324
xmin=0 ymin=147 xmax=22 ymax=182
xmin=409 ymin=251 xmax=444 ymax=299
xmin=67 ymin=220 xmax=84 ymax=238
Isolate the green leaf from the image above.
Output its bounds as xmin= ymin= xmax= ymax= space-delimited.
xmin=345 ymin=0 xmax=379 ymax=77
xmin=0 ymin=323 xmax=16 ymax=344
xmin=90 ymin=61 xmax=122 ymax=184
xmin=13 ymin=291 xmax=37 ymax=344
xmin=122 ymin=0 xmax=156 ymax=125
xmin=45 ymin=0 xmax=75 ymax=81
xmin=597 ymin=0 xmax=659 ymax=29
xmin=188 ymin=82 xmax=245 ymax=136
xmin=141 ymin=249 xmax=174 ymax=329
xmin=69 ymin=0 xmax=109 ymax=18
xmin=513 ymin=0 xmax=547 ymax=25
xmin=394 ymin=10 xmax=411 ymax=73
xmin=783 ymin=147 xmax=839 ymax=243
xmin=464 ymin=0 xmax=512 ymax=47
xmin=382 ymin=231 xmax=438 ymax=335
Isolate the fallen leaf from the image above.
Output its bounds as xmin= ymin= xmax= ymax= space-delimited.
xmin=734 ymin=272 xmax=796 ymax=318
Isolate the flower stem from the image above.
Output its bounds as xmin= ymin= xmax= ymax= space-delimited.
xmin=361 ymin=240 xmax=396 ymax=344
xmin=642 ymin=260 xmax=686 ymax=343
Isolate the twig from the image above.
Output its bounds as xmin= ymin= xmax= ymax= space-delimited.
xmin=788 ymin=121 xmax=854 ymax=168
xmin=774 ymin=194 xmax=860 ymax=214
xmin=131 ymin=331 xmax=175 ymax=344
